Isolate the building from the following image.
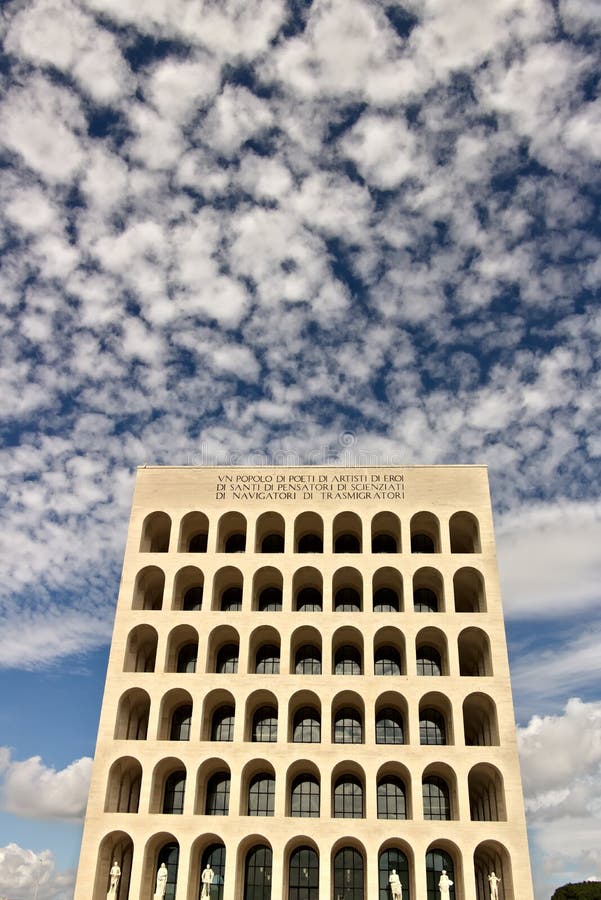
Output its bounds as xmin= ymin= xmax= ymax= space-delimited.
xmin=74 ymin=464 xmax=534 ymax=900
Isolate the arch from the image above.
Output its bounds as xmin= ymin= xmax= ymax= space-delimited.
xmin=123 ymin=625 xmax=157 ymax=673
xmin=458 ymin=628 xmax=493 ymax=676
xmin=379 ymin=845 xmax=411 ymax=900
xmin=332 ymin=626 xmax=364 ymax=675
xmin=253 ymin=567 xmax=283 ymax=612
xmin=373 ymin=626 xmax=406 ymax=675
xmin=149 ymin=757 xmax=186 ymax=814
xmin=413 ymin=567 xmax=445 ymax=612
xmin=217 ymin=511 xmax=247 ymax=553
xmin=288 ymin=844 xmax=319 ymax=899
xmin=416 ymin=627 xmax=449 ymax=676
xmin=293 ymin=567 xmax=323 ymax=611
xmin=213 ymin=566 xmax=244 ymax=611
xmin=450 ymin=511 xmax=481 ymax=553
xmin=425 ymin=844 xmax=460 ymax=900
xmin=242 ymin=760 xmax=276 ymax=817
xmin=333 ymin=511 xmax=362 ymax=553
xmin=105 ymin=757 xmax=142 ymax=813
xmin=474 ymin=840 xmax=514 ymax=900
xmin=165 ymin=625 xmax=199 ymax=673
xmin=157 ymin=689 xmax=194 ymax=741
xmin=422 ymin=764 xmax=459 ymax=821
xmin=377 ymin=762 xmax=412 ymax=820
xmin=140 ymin=511 xmax=171 ymax=552
xmin=132 ymin=566 xmax=164 ymax=610
xmin=291 ymin=626 xmax=322 ymax=674
xmin=207 ymin=625 xmax=240 ymax=674
xmin=249 ymin=626 xmax=281 ymax=674
xmin=419 ymin=692 xmax=454 ymax=745
xmin=463 ymin=693 xmax=499 ymax=746
xmin=172 ymin=566 xmax=204 ymax=611
xmin=245 ymin=690 xmax=279 ymax=742
xmin=453 ymin=567 xmax=486 ymax=612
xmin=372 ymin=511 xmax=401 ymax=553
xmin=194 ymin=758 xmax=232 ymax=815
xmin=410 ymin=512 xmax=440 ymax=553
xmin=332 ymin=844 xmax=365 ymax=899
xmin=92 ymin=830 xmax=133 ymax=900
xmin=333 ymin=566 xmax=363 ymax=612
xmin=373 ymin=567 xmax=403 ymax=612
xmin=179 ymin=511 xmax=209 ymax=552
xmin=288 ymin=767 xmax=320 ymax=818
xmin=244 ymin=843 xmax=273 ymax=900
xmin=468 ymin=764 xmax=506 ymax=821
xmin=114 ymin=688 xmax=150 ymax=740
xmin=288 ymin=690 xmax=321 ymax=744
xmin=375 ymin=691 xmax=407 ymax=745
xmin=201 ymin=689 xmax=236 ymax=742
xmin=332 ymin=691 xmax=364 ymax=744
xmin=295 ymin=512 xmax=324 ymax=553
xmin=256 ymin=512 xmax=285 ymax=553
xmin=190 ymin=837 xmax=227 ymax=900
xmin=142 ymin=835 xmax=179 ymax=900
xmin=332 ymin=763 xmax=365 ymax=818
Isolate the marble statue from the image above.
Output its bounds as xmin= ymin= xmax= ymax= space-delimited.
xmin=201 ymin=864 xmax=215 ymax=898
xmin=438 ymin=869 xmax=454 ymax=899
xmin=154 ymin=862 xmax=168 ymax=899
xmin=107 ymin=861 xmax=121 ymax=900
xmin=388 ymin=869 xmax=402 ymax=899
xmin=488 ymin=871 xmax=501 ymax=900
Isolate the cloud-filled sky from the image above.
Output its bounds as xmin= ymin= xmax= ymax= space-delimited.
xmin=0 ymin=0 xmax=600 ymax=897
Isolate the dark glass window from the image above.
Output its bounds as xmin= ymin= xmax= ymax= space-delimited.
xmin=252 ymin=706 xmax=278 ymax=742
xmin=372 ymin=534 xmax=397 ymax=553
xmin=170 ymin=704 xmax=192 ymax=741
xmin=411 ymin=533 xmax=434 ymax=553
xmin=205 ymin=773 xmax=230 ymax=815
xmin=245 ymin=845 xmax=272 ymax=900
xmin=289 ymin=846 xmax=319 ymax=900
xmin=211 ymin=705 xmax=234 ymax=741
xmin=420 ymin=709 xmax=446 ymax=745
xmin=334 ymin=707 xmax=362 ymax=744
xmin=377 ymin=777 xmax=407 ymax=819
xmin=258 ymin=587 xmax=282 ymax=611
xmin=290 ymin=775 xmax=320 ymax=817
xmin=378 ymin=849 xmax=409 ymax=900
xmin=255 ymin=644 xmax=280 ymax=674
xmin=297 ymin=534 xmax=323 ymax=553
xmin=163 ymin=770 xmax=186 ymax=814
xmin=261 ymin=534 xmax=284 ymax=553
xmin=188 ymin=532 xmax=207 ymax=552
xmin=225 ymin=533 xmax=245 ymax=553
xmin=292 ymin=707 xmax=320 ymax=743
xmin=374 ymin=646 xmax=401 ymax=675
xmin=248 ymin=773 xmax=275 ymax=816
xmin=335 ymin=533 xmax=361 ymax=553
xmin=177 ymin=643 xmax=197 ymax=673
xmin=221 ymin=587 xmax=242 ymax=611
xmin=423 ymin=777 xmax=451 ymax=820
xmin=373 ymin=587 xmax=399 ymax=612
xmin=334 ymin=646 xmax=361 ymax=675
xmin=200 ymin=844 xmax=225 ymax=900
xmin=334 ymin=776 xmax=363 ymax=818
xmin=296 ymin=587 xmax=322 ymax=611
xmin=414 ymin=588 xmax=438 ymax=612
xmin=425 ymin=850 xmax=455 ymax=900
xmin=295 ymin=644 xmax=321 ymax=674
xmin=417 ymin=646 xmax=442 ymax=676
xmin=376 ymin=707 xmax=404 ymax=744
xmin=157 ymin=842 xmax=179 ymax=900
xmin=333 ymin=847 xmax=364 ymax=900
xmin=183 ymin=586 xmax=203 ymax=610
xmin=334 ymin=588 xmax=361 ymax=612
xmin=216 ymin=643 xmax=239 ymax=673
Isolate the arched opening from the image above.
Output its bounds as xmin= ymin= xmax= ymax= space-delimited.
xmin=377 ymin=762 xmax=411 ymax=820
xmin=246 ymin=690 xmax=278 ymax=743
xmin=333 ymin=567 xmax=363 ymax=612
xmin=373 ymin=626 xmax=404 ymax=676
xmin=148 ymin=839 xmax=179 ymax=900
xmin=419 ymin=692 xmax=454 ymax=745
xmin=333 ymin=511 xmax=362 ymax=553
xmin=453 ymin=567 xmax=486 ymax=612
xmin=194 ymin=758 xmax=232 ymax=816
xmin=450 ymin=511 xmax=480 ymax=553
xmin=217 ymin=511 xmax=247 ymax=553
xmin=105 ymin=758 xmax=142 ymax=813
xmin=332 ymin=844 xmax=365 ymax=899
xmin=140 ymin=511 xmax=171 ymax=552
xmin=474 ymin=841 xmax=514 ymax=900
xmin=288 ymin=764 xmax=320 ymax=818
xmin=244 ymin=844 xmax=272 ymax=900
xmin=123 ymin=625 xmax=157 ymax=673
xmin=372 ymin=511 xmax=401 ymax=553
xmin=425 ymin=845 xmax=459 ymax=900
xmin=256 ymin=512 xmax=285 ymax=553
xmin=179 ymin=511 xmax=209 ymax=552
xmin=149 ymin=758 xmax=186 ymax=814
xmin=288 ymin=844 xmax=319 ymax=899
xmin=468 ymin=764 xmax=506 ymax=821
xmin=463 ymin=693 xmax=499 ymax=746
xmin=157 ymin=689 xmax=194 ymax=741
xmin=289 ymin=690 xmax=321 ymax=744
xmin=416 ymin=627 xmax=449 ymax=676
xmin=172 ymin=566 xmax=204 ymax=611
xmin=375 ymin=691 xmax=407 ymax=745
xmin=422 ymin=765 xmax=458 ymax=821
xmin=291 ymin=626 xmax=322 ymax=675
xmin=253 ymin=567 xmax=283 ymax=612
xmin=379 ymin=845 xmax=411 ymax=900
xmin=198 ymin=841 xmax=226 ymax=900
xmin=373 ymin=567 xmax=403 ymax=612
xmin=410 ymin=512 xmax=440 ymax=553
xmin=413 ymin=567 xmax=444 ymax=613
xmin=458 ymin=628 xmax=492 ymax=676
xmin=201 ymin=690 xmax=236 ymax=742
xmin=245 ymin=766 xmax=276 ymax=817
xmin=165 ymin=625 xmax=199 ymax=674
xmin=332 ymin=764 xmax=365 ymax=818
xmin=295 ymin=512 xmax=323 ymax=553
xmin=114 ymin=689 xmax=150 ymax=740
xmin=332 ymin=692 xmax=364 ymax=744
xmin=333 ymin=627 xmax=363 ymax=675
xmin=132 ymin=566 xmax=164 ymax=610
xmin=207 ymin=625 xmax=240 ymax=674
xmin=293 ymin=567 xmax=323 ymax=611
xmin=92 ymin=831 xmax=133 ymax=900
xmin=213 ymin=566 xmax=243 ymax=611
xmin=249 ymin=626 xmax=281 ymax=674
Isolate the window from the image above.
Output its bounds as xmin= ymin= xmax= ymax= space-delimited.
xmin=374 ymin=646 xmax=401 ymax=675
xmin=216 ymin=644 xmax=239 ymax=673
xmin=417 ymin=646 xmax=442 ymax=676
xmin=163 ymin=770 xmax=186 ymax=814
xmin=334 ymin=707 xmax=362 ymax=744
xmin=200 ymin=844 xmax=225 ymax=900
xmin=335 ymin=534 xmax=360 ymax=553
xmin=221 ymin=587 xmax=242 ymax=611
xmin=256 ymin=644 xmax=280 ymax=674
xmin=411 ymin=533 xmax=434 ymax=553
xmin=258 ymin=587 xmax=282 ymax=611
xmin=334 ymin=588 xmax=361 ymax=612
xmin=414 ymin=589 xmax=438 ymax=612
xmin=334 ymin=776 xmax=363 ymax=818
xmin=296 ymin=587 xmax=322 ymax=611
xmin=425 ymin=850 xmax=455 ymax=900
xmin=290 ymin=775 xmax=320 ymax=817
xmin=205 ymin=773 xmax=230 ymax=815
xmin=378 ymin=850 xmax=409 ymax=900
xmin=252 ymin=706 xmax=278 ymax=742
xmin=156 ymin=842 xmax=179 ymax=900
xmin=375 ymin=708 xmax=404 ymax=744
xmin=292 ymin=707 xmax=320 ymax=743
xmin=334 ymin=646 xmax=361 ymax=675
xmin=377 ymin=776 xmax=406 ymax=819
xmin=295 ymin=645 xmax=321 ymax=674
xmin=423 ymin=777 xmax=451 ymax=820
xmin=211 ymin=705 xmax=234 ymax=741
xmin=248 ymin=773 xmax=275 ymax=816
xmin=333 ymin=847 xmax=364 ymax=900
xmin=261 ymin=534 xmax=284 ymax=552
xmin=244 ymin=845 xmax=272 ymax=900
xmin=298 ymin=534 xmax=323 ymax=553
xmin=372 ymin=534 xmax=397 ymax=553
xmin=170 ymin=705 xmax=192 ymax=741
xmin=177 ymin=644 xmax=197 ymax=673
xmin=373 ymin=587 xmax=399 ymax=612
xmin=225 ymin=533 xmax=245 ymax=553
xmin=289 ymin=846 xmax=319 ymax=900
xmin=419 ymin=709 xmax=446 ymax=745
xmin=183 ymin=586 xmax=203 ymax=611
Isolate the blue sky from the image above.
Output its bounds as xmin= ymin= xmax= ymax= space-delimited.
xmin=0 ymin=0 xmax=600 ymax=897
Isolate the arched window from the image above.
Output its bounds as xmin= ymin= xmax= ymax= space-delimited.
xmin=289 ymin=846 xmax=319 ymax=900
xmin=224 ymin=533 xmax=246 ymax=552
xmin=200 ymin=844 xmax=226 ymax=900
xmin=417 ymin=646 xmax=442 ymax=676
xmin=252 ymin=706 xmax=278 ymax=742
xmin=141 ymin=512 xmax=171 ymax=552
xmin=221 ymin=586 xmax=242 ymax=611
xmin=335 ymin=533 xmax=361 ymax=553
xmin=258 ymin=587 xmax=282 ymax=611
xmin=211 ymin=705 xmax=235 ymax=741
xmin=334 ymin=707 xmax=362 ymax=744
xmin=295 ymin=645 xmax=321 ymax=674
xmin=414 ymin=589 xmax=438 ymax=612
xmin=177 ymin=643 xmax=198 ymax=673
xmin=334 ymin=587 xmax=361 ymax=612
xmin=216 ymin=643 xmax=239 ymax=673
xmin=377 ymin=776 xmax=407 ymax=819
xmin=170 ymin=705 xmax=192 ymax=741
xmin=425 ymin=850 xmax=455 ymax=900
xmin=296 ymin=587 xmax=322 ymax=611
xmin=163 ymin=770 xmax=186 ymax=814
xmin=374 ymin=646 xmax=402 ymax=675
xmin=156 ymin=842 xmax=179 ymax=900
xmin=244 ymin=845 xmax=272 ymax=900
xmin=290 ymin=775 xmax=320 ymax=817
xmin=376 ymin=708 xmax=404 ymax=744
xmin=423 ymin=777 xmax=451 ymax=820
xmin=292 ymin=706 xmax=320 ymax=743
xmin=333 ymin=847 xmax=364 ymax=900
xmin=373 ymin=587 xmax=400 ymax=612
xmin=256 ymin=644 xmax=280 ymax=674
xmin=334 ymin=646 xmax=361 ymax=675
xmin=261 ymin=533 xmax=284 ymax=553
xmin=298 ymin=533 xmax=323 ymax=553
xmin=333 ymin=776 xmax=363 ymax=818
xmin=205 ymin=772 xmax=230 ymax=815
xmin=411 ymin=533 xmax=434 ymax=553
xmin=189 ymin=532 xmax=207 ymax=552
xmin=378 ymin=849 xmax=410 ymax=900
xmin=248 ymin=773 xmax=275 ymax=816
xmin=183 ymin=586 xmax=203 ymax=611
xmin=420 ymin=709 xmax=446 ymax=745
xmin=372 ymin=534 xmax=397 ymax=553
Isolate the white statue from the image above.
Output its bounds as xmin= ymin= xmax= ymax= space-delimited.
xmin=201 ymin=864 xmax=215 ymax=898
xmin=488 ymin=872 xmax=501 ymax=900
xmin=154 ymin=862 xmax=168 ymax=899
xmin=388 ymin=869 xmax=402 ymax=899
xmin=107 ymin=861 xmax=121 ymax=899
xmin=438 ymin=869 xmax=453 ymax=899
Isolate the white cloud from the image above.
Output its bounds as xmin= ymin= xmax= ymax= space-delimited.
xmin=148 ymin=56 xmax=221 ymax=122
xmin=0 ymin=844 xmax=74 ymax=900
xmin=0 ymin=749 xmax=92 ymax=820
xmin=202 ymin=86 xmax=274 ymax=157
xmin=341 ymin=115 xmax=418 ymax=189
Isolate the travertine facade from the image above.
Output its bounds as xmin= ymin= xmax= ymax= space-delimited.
xmin=74 ymin=465 xmax=534 ymax=900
